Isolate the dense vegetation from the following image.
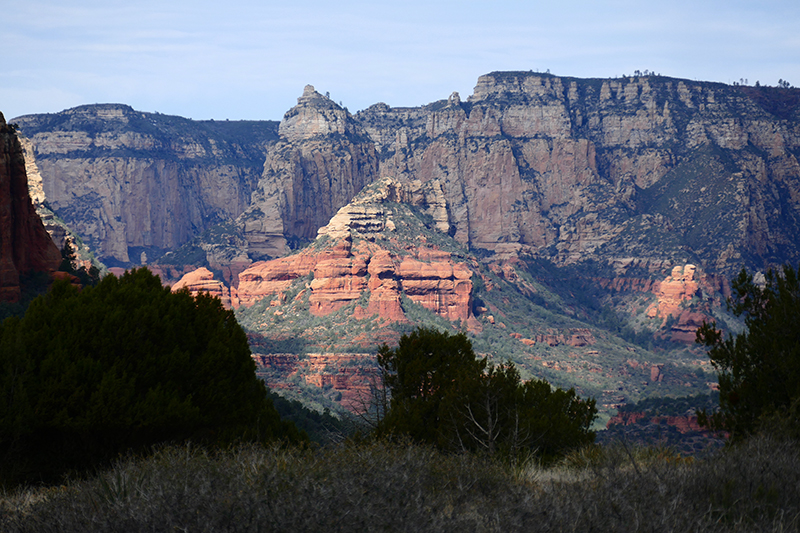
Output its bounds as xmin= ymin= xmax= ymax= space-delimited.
xmin=0 ymin=268 xmax=301 ymax=485
xmin=375 ymin=328 xmax=597 ymax=462
xmin=697 ymin=264 xmax=800 ymax=440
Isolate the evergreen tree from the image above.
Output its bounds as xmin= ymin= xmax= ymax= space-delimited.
xmin=0 ymin=268 xmax=302 ymax=484
xmin=375 ymin=328 xmax=596 ymax=461
xmin=697 ymin=265 xmax=800 ymax=440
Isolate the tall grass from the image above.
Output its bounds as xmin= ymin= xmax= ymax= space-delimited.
xmin=2 ymin=435 xmax=799 ymax=532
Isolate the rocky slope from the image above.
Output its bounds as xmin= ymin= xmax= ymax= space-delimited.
xmin=0 ymin=113 xmax=62 ymax=302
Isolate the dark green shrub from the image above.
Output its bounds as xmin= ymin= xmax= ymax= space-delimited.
xmin=0 ymin=268 xmax=301 ymax=484
xmin=376 ymin=327 xmax=596 ymax=461
xmin=697 ymin=265 xmax=800 ymax=440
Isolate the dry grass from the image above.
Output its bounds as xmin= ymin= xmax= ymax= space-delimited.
xmin=2 ymin=435 xmax=799 ymax=532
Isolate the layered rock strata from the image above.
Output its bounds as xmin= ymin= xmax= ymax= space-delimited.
xmin=17 ymin=75 xmax=800 ymax=280
xmin=13 ymin=104 xmax=278 ymax=265
xmin=236 ymin=177 xmax=473 ymax=324
xmin=171 ymin=266 xmax=237 ymax=309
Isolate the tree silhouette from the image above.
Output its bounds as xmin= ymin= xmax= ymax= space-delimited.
xmin=375 ymin=328 xmax=596 ymax=461
xmin=0 ymin=268 xmax=302 ymax=484
xmin=697 ymin=265 xmax=800 ymax=440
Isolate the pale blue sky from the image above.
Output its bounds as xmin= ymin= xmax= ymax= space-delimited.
xmin=3 ymin=0 xmax=799 ymax=121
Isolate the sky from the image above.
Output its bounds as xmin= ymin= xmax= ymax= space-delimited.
xmin=2 ymin=0 xmax=799 ymax=122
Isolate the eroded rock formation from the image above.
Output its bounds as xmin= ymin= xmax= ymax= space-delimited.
xmin=239 ymin=86 xmax=380 ymax=260
xmin=647 ymin=264 xmax=700 ymax=320
xmin=171 ymin=266 xmax=236 ymax=308
xmin=235 ymin=177 xmax=474 ymax=325
xmin=252 ymin=353 xmax=378 ymax=413
xmin=0 ymin=113 xmax=62 ymax=301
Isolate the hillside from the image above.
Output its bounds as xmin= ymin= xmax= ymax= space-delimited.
xmin=221 ymin=177 xmax=718 ymax=422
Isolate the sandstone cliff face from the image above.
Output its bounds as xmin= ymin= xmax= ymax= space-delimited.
xmin=18 ymin=76 xmax=800 ymax=280
xmin=236 ymin=177 xmax=473 ymax=325
xmin=13 ymin=104 xmax=278 ymax=265
xmin=0 ymin=113 xmax=62 ymax=301
xmin=356 ymin=73 xmax=800 ymax=275
xmin=239 ymin=86 xmax=380 ymax=260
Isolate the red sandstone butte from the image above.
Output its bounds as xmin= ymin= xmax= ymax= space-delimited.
xmin=172 ymin=267 xmax=233 ymax=308
xmin=236 ymin=238 xmax=474 ymax=325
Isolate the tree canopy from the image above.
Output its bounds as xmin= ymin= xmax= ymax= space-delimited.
xmin=375 ymin=327 xmax=596 ymax=461
xmin=697 ymin=265 xmax=800 ymax=440
xmin=0 ymin=268 xmax=301 ymax=484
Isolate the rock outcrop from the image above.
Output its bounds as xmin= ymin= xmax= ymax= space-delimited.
xmin=252 ymin=352 xmax=379 ymax=413
xmin=0 ymin=113 xmax=62 ymax=301
xmin=647 ymin=264 xmax=700 ymax=320
xmin=238 ymin=86 xmax=380 ymax=260
xmin=236 ymin=177 xmax=474 ymax=325
xmin=606 ymin=410 xmax=706 ymax=434
xmin=171 ymin=266 xmax=236 ymax=308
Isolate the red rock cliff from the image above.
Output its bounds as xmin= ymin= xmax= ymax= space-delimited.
xmin=0 ymin=113 xmax=61 ymax=302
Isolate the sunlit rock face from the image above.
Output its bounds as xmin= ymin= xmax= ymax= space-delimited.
xmin=235 ymin=177 xmax=474 ymax=325
xmin=358 ymin=73 xmax=800 ymax=276
xmin=171 ymin=266 xmax=234 ymax=309
xmin=16 ymin=73 xmax=800 ymax=281
xmin=241 ymin=85 xmax=380 ymax=260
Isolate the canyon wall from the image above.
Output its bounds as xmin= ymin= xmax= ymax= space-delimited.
xmin=13 ymin=104 xmax=278 ymax=265
xmin=14 ymin=74 xmax=800 ymax=280
xmin=357 ymin=74 xmax=800 ymax=276
xmin=0 ymin=113 xmax=62 ymax=301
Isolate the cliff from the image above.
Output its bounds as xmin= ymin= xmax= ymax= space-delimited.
xmin=0 ymin=113 xmax=62 ymax=301
xmin=13 ymin=104 xmax=279 ymax=266
xmin=17 ymin=76 xmax=800 ymax=279
xmin=357 ymin=74 xmax=800 ymax=276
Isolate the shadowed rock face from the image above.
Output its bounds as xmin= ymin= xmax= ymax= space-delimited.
xmin=0 ymin=112 xmax=62 ymax=302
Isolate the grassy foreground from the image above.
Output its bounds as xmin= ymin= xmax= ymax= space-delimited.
xmin=1 ymin=436 xmax=799 ymax=532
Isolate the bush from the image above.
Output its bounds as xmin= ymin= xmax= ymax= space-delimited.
xmin=0 ymin=268 xmax=302 ymax=485
xmin=375 ymin=327 xmax=596 ymax=461
xmin=3 ymin=436 xmax=800 ymax=532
